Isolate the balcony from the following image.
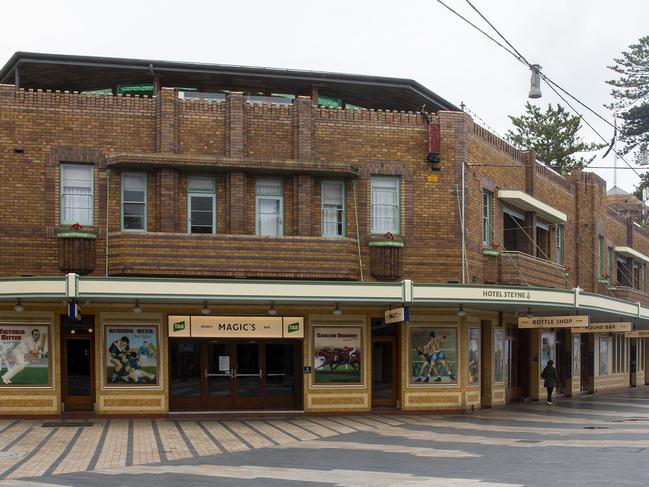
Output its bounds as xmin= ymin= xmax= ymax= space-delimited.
xmin=611 ymin=286 xmax=649 ymax=307
xmin=108 ymin=232 xmax=360 ymax=280
xmin=498 ymin=251 xmax=568 ymax=289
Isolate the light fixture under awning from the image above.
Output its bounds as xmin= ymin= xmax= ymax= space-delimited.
xmin=614 ymin=246 xmax=649 ymax=264
xmin=497 ymin=189 xmax=567 ymax=224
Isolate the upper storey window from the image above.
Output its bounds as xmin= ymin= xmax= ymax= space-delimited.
xmin=60 ymin=164 xmax=93 ymax=225
xmin=322 ymin=181 xmax=345 ymax=237
xmin=371 ymin=176 xmax=400 ymax=234
xmin=121 ymin=173 xmax=147 ymax=231
xmin=482 ymin=190 xmax=493 ymax=245
xmin=188 ymin=176 xmax=216 ymax=234
xmin=256 ymin=179 xmax=283 ymax=236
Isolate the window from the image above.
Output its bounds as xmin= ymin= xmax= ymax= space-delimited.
xmin=371 ymin=176 xmax=400 ymax=234
xmin=536 ymin=222 xmax=550 ymax=259
xmin=121 ymin=173 xmax=147 ymax=231
xmin=599 ymin=336 xmax=609 ymax=376
xmin=256 ymin=179 xmax=283 ymax=236
xmin=503 ymin=208 xmax=525 ymax=252
xmin=555 ymin=224 xmax=564 ymax=265
xmin=617 ymin=256 xmax=630 ymax=287
xmin=322 ymin=181 xmax=345 ymax=237
xmin=612 ymin=334 xmax=627 ymax=374
xmin=597 ymin=236 xmax=604 ymax=277
xmin=188 ymin=176 xmax=216 ymax=234
xmin=483 ymin=190 xmax=493 ymax=244
xmin=60 ymin=164 xmax=93 ymax=225
xmin=607 ymin=247 xmax=614 ymax=282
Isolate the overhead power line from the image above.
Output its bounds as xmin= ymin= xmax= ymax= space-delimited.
xmin=435 ymin=0 xmax=642 ymax=180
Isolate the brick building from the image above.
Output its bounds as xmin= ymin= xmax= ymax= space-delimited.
xmin=0 ymin=52 xmax=648 ymax=416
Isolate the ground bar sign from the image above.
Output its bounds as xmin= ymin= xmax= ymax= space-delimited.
xmin=571 ymin=322 xmax=633 ymax=334
xmin=518 ymin=316 xmax=589 ymax=329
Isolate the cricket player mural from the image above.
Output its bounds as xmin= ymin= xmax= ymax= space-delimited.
xmin=105 ymin=325 xmax=158 ymax=385
xmin=0 ymin=324 xmax=49 ymax=386
xmin=410 ymin=326 xmax=457 ymax=384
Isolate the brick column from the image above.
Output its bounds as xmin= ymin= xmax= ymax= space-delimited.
xmin=156 ymin=87 xmax=178 ymax=153
xmin=293 ymin=96 xmax=314 ymax=161
xmin=226 ymin=172 xmax=247 ymax=234
xmin=226 ymin=93 xmax=245 ymax=157
xmin=157 ymin=169 xmax=178 ymax=232
xmin=293 ymin=174 xmax=314 ymax=236
xmin=522 ymin=150 xmax=536 ymax=196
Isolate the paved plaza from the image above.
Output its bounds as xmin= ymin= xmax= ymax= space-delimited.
xmin=0 ymin=390 xmax=648 ymax=486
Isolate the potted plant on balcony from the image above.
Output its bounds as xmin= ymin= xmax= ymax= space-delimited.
xmin=369 ymin=232 xmax=403 ymax=281
xmin=598 ymin=272 xmax=609 ymax=284
xmin=483 ymin=241 xmax=501 ymax=257
xmin=57 ymin=223 xmax=97 ymax=274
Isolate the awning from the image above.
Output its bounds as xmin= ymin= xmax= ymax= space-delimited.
xmin=497 ymin=190 xmax=567 ymax=224
xmin=614 ymin=246 xmax=649 ymax=264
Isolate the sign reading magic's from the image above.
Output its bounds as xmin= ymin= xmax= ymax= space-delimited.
xmin=518 ymin=315 xmax=589 ymax=329
xmin=167 ymin=316 xmax=304 ymax=339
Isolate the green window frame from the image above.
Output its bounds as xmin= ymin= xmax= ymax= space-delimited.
xmin=371 ymin=176 xmax=400 ymax=235
xmin=555 ymin=224 xmax=564 ymax=265
xmin=60 ymin=164 xmax=94 ymax=225
xmin=607 ymin=247 xmax=614 ymax=282
xmin=597 ymin=235 xmax=604 ymax=277
xmin=187 ymin=176 xmax=216 ymax=234
xmin=483 ymin=190 xmax=493 ymax=245
xmin=121 ymin=173 xmax=147 ymax=231
xmin=322 ymin=181 xmax=345 ymax=237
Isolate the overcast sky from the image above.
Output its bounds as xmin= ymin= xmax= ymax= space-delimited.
xmin=1 ymin=0 xmax=647 ymax=192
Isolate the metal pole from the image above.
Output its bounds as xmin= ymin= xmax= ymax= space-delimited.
xmin=614 ymin=115 xmax=618 ymax=188
xmin=461 ymin=161 xmax=466 ymax=284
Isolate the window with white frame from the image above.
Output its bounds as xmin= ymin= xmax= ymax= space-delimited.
xmin=256 ymin=179 xmax=283 ymax=236
xmin=322 ymin=181 xmax=345 ymax=237
xmin=483 ymin=190 xmax=493 ymax=245
xmin=188 ymin=176 xmax=216 ymax=234
xmin=60 ymin=164 xmax=93 ymax=225
xmin=121 ymin=173 xmax=147 ymax=231
xmin=371 ymin=176 xmax=400 ymax=234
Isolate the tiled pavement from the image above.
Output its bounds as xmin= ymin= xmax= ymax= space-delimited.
xmin=1 ymin=390 xmax=649 ymax=485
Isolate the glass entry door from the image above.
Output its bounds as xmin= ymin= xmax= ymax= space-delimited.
xmin=170 ymin=341 xmax=301 ymax=411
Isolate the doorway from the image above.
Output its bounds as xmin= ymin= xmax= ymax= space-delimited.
xmin=630 ymin=339 xmax=637 ymax=387
xmin=506 ymin=327 xmax=530 ymax=402
xmin=170 ymin=340 xmax=302 ymax=411
xmin=580 ymin=334 xmax=593 ymax=392
xmin=371 ymin=319 xmax=399 ymax=409
xmin=61 ymin=316 xmax=95 ymax=412
xmin=555 ymin=329 xmax=570 ymax=395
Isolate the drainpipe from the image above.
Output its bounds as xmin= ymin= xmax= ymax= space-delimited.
xmin=105 ymin=169 xmax=111 ymax=276
xmin=461 ymin=160 xmax=466 ymax=284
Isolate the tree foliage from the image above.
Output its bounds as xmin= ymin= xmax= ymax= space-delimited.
xmin=607 ymin=36 xmax=649 ymax=159
xmin=506 ymin=102 xmax=605 ymax=174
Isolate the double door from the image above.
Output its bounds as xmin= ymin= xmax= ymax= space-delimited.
xmin=170 ymin=340 xmax=300 ymax=411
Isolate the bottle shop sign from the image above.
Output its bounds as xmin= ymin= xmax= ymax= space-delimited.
xmin=518 ymin=315 xmax=589 ymax=329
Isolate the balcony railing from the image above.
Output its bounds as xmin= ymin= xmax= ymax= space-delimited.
xmin=108 ymin=232 xmax=360 ymax=280
xmin=499 ymin=251 xmax=568 ymax=289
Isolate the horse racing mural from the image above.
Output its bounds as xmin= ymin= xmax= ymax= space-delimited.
xmin=313 ymin=326 xmax=362 ymax=385
xmin=410 ymin=326 xmax=457 ymax=385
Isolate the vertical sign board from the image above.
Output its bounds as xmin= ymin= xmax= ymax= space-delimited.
xmin=385 ymin=307 xmax=409 ymax=324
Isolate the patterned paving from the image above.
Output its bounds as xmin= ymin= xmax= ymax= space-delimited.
xmin=0 ymin=389 xmax=649 ymax=485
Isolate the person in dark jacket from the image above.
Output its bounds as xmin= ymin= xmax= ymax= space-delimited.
xmin=541 ymin=360 xmax=557 ymax=405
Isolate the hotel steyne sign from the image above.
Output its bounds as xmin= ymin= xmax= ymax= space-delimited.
xmin=572 ymin=322 xmax=632 ymax=334
xmin=518 ymin=315 xmax=589 ymax=329
xmin=167 ymin=316 xmax=304 ymax=339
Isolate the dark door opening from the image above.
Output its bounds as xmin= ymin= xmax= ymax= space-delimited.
xmin=371 ymin=319 xmax=399 ymax=409
xmin=630 ymin=339 xmax=637 ymax=387
xmin=506 ymin=327 xmax=530 ymax=402
xmin=61 ymin=316 xmax=95 ymax=412
xmin=555 ymin=329 xmax=570 ymax=395
xmin=170 ymin=340 xmax=302 ymax=411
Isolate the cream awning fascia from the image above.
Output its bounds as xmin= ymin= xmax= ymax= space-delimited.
xmin=497 ymin=189 xmax=567 ymax=224
xmin=614 ymin=246 xmax=649 ymax=264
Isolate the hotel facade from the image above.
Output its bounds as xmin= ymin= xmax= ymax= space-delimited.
xmin=0 ymin=52 xmax=648 ymax=416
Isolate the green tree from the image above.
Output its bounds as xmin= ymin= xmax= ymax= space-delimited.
xmin=506 ymin=102 xmax=606 ymax=173
xmin=506 ymin=102 xmax=605 ymax=174
xmin=607 ymin=36 xmax=649 ymax=159
xmin=633 ymin=172 xmax=649 ymax=201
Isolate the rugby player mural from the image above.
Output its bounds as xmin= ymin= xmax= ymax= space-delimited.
xmin=0 ymin=324 xmax=49 ymax=386
xmin=105 ymin=325 xmax=158 ymax=385
xmin=410 ymin=326 xmax=457 ymax=384
xmin=313 ymin=326 xmax=362 ymax=385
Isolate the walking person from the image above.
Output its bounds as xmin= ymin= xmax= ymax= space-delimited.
xmin=541 ymin=359 xmax=557 ymax=405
